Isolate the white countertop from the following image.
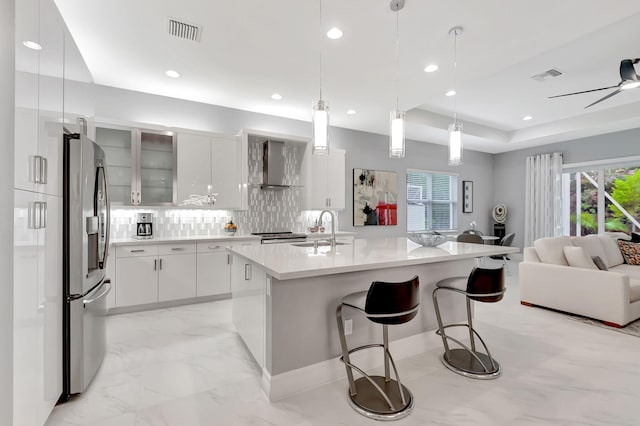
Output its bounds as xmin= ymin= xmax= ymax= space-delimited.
xmin=111 ymin=234 xmax=262 ymax=245
xmin=230 ymin=237 xmax=520 ymax=280
xmin=109 ymin=231 xmax=356 ymax=246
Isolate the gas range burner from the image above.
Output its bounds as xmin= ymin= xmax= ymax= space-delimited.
xmin=252 ymin=232 xmax=307 ymax=244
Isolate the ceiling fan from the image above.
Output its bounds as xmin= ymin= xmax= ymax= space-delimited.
xmin=549 ymin=58 xmax=640 ymax=108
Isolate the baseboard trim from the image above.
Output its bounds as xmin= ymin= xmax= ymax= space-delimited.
xmin=261 ymin=330 xmax=439 ymax=402
xmin=108 ymin=293 xmax=230 ymax=315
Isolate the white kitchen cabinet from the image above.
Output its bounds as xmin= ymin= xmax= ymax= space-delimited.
xmin=13 ymin=190 xmax=62 ymax=426
xmin=196 ymin=243 xmax=232 ymax=296
xmin=105 ymin=248 xmax=116 ymax=309
xmin=158 ymin=253 xmax=197 ymax=302
xmin=177 ymin=132 xmax=243 ymax=209
xmin=14 ymin=0 xmax=64 ymax=198
xmin=211 ymin=136 xmax=242 ymax=209
xmin=115 ymin=243 xmax=197 ymax=307
xmin=115 ymin=256 xmax=158 ymax=307
xmin=231 ymin=256 xmax=266 ymax=368
xmin=305 ymin=148 xmax=346 ymax=210
xmin=177 ymin=133 xmax=211 ymax=205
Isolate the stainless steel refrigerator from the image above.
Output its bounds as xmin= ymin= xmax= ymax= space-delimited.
xmin=63 ymin=132 xmax=111 ymax=398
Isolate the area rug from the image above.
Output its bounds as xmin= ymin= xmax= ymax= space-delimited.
xmin=568 ymin=315 xmax=640 ymax=338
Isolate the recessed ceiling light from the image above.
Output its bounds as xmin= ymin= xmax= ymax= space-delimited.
xmin=424 ymin=64 xmax=438 ymax=73
xmin=445 ymin=90 xmax=456 ymax=97
xmin=522 ymin=115 xmax=533 ymax=121
xmin=346 ymin=109 xmax=356 ymax=115
xmin=326 ymin=28 xmax=343 ymax=40
xmin=23 ymin=40 xmax=42 ymax=50
xmin=165 ymin=70 xmax=180 ymax=78
xmin=271 ymin=93 xmax=282 ymax=100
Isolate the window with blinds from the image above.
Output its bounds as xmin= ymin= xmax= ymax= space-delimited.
xmin=407 ymin=170 xmax=458 ymax=231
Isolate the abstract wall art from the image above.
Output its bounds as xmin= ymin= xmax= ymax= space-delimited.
xmin=353 ymin=168 xmax=398 ymax=226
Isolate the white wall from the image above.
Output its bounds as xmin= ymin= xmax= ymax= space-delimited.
xmin=0 ymin=0 xmax=15 ymax=422
xmin=94 ymin=85 xmax=496 ymax=237
xmin=494 ymin=128 xmax=640 ymax=248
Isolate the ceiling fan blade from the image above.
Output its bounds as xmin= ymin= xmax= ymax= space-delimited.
xmin=548 ymin=85 xmax=619 ymax=99
xmin=584 ymin=88 xmax=622 ymax=108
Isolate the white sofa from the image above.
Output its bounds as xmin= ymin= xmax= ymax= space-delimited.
xmin=520 ymin=234 xmax=640 ymax=327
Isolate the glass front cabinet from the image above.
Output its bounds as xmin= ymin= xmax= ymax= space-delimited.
xmin=96 ymin=125 xmax=177 ymax=206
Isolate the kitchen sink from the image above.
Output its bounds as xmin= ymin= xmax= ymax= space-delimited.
xmin=291 ymin=241 xmax=349 ymax=247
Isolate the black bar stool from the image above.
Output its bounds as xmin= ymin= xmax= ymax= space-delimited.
xmin=336 ymin=276 xmax=420 ymax=421
xmin=432 ymin=267 xmax=505 ymax=379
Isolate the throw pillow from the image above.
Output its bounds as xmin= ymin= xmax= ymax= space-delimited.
xmin=617 ymin=240 xmax=640 ymax=266
xmin=562 ymin=246 xmax=598 ymax=270
xmin=597 ymin=235 xmax=624 ymax=267
xmin=631 ymin=232 xmax=640 ymax=243
xmin=591 ymin=256 xmax=608 ymax=271
xmin=571 ymin=235 xmax=610 ymax=268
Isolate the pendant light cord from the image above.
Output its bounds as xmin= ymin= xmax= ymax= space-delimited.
xmin=395 ymin=9 xmax=399 ymax=111
xmin=319 ymin=0 xmax=323 ymax=101
xmin=453 ymin=29 xmax=458 ymax=124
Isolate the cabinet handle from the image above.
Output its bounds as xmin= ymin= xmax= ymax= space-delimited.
xmin=131 ymin=249 xmax=145 ymax=253
xmin=328 ymin=198 xmax=331 ymax=207
xmin=227 ymin=253 xmax=231 ymax=265
xmin=131 ymin=191 xmax=135 ymax=204
xmin=40 ymin=157 xmax=48 ymax=184
xmin=27 ymin=202 xmax=37 ymax=229
xmin=244 ymin=264 xmax=251 ymax=281
xmin=136 ymin=192 xmax=141 ymax=205
xmin=208 ymin=245 xmax=221 ymax=250
xmin=159 ymin=258 xmax=163 ymax=270
xmin=33 ymin=156 xmax=42 ymax=184
xmin=171 ymin=247 xmax=184 ymax=251
xmin=154 ymin=259 xmax=157 ymax=270
xmin=39 ymin=201 xmax=47 ymax=228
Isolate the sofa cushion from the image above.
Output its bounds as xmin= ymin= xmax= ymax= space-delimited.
xmin=563 ymin=246 xmax=598 ymax=270
xmin=598 ymin=235 xmax=625 ymax=267
xmin=630 ymin=280 xmax=640 ymax=303
xmin=534 ymin=236 xmax=573 ymax=265
xmin=591 ymin=256 xmax=608 ymax=271
xmin=609 ymin=264 xmax=640 ymax=281
xmin=572 ymin=235 xmax=610 ymax=267
xmin=617 ymin=240 xmax=640 ymax=266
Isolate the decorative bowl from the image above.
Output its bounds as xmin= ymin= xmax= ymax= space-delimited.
xmin=407 ymin=232 xmax=447 ymax=247
xmin=224 ymin=228 xmax=237 ymax=236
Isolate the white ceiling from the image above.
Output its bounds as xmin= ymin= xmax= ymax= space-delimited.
xmin=53 ymin=0 xmax=640 ymax=153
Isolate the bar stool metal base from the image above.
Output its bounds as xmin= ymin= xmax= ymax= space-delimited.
xmin=441 ymin=349 xmax=502 ymax=380
xmin=347 ymin=376 xmax=414 ymax=421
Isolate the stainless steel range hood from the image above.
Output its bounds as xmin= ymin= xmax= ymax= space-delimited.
xmin=261 ymin=140 xmax=290 ymax=190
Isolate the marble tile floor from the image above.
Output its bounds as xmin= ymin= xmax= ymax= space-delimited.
xmin=46 ymin=259 xmax=640 ymax=426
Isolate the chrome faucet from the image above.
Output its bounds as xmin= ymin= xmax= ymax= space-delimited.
xmin=319 ymin=210 xmax=336 ymax=248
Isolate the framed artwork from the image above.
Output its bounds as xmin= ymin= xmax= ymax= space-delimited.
xmin=353 ymin=168 xmax=398 ymax=226
xmin=463 ymin=180 xmax=473 ymax=213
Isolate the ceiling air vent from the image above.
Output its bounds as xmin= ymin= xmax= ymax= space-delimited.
xmin=168 ymin=18 xmax=202 ymax=42
xmin=531 ymin=68 xmax=563 ymax=82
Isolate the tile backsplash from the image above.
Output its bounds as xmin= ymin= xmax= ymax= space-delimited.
xmin=110 ymin=139 xmax=338 ymax=239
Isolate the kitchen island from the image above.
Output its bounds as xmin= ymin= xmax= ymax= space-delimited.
xmin=229 ymin=237 xmax=519 ymax=401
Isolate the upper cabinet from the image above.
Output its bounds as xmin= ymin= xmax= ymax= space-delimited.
xmin=177 ymin=133 xmax=243 ymax=209
xmin=14 ymin=0 xmax=64 ymax=197
xmin=304 ymin=148 xmax=346 ymax=210
xmin=96 ymin=125 xmax=177 ymax=206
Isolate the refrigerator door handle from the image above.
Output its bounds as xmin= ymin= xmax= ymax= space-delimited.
xmin=83 ymin=280 xmax=112 ymax=305
xmin=96 ymin=164 xmax=111 ymax=268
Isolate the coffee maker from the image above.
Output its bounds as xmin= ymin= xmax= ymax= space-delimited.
xmin=136 ymin=212 xmax=153 ymax=239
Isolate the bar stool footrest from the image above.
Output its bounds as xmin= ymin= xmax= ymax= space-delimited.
xmin=441 ymin=349 xmax=502 ymax=380
xmin=348 ymin=376 xmax=414 ymax=421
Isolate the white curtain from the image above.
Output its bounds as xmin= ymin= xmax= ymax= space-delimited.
xmin=524 ymin=152 xmax=563 ymax=247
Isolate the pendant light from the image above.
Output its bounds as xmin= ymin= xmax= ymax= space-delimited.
xmin=389 ymin=0 xmax=405 ymax=158
xmin=312 ymin=0 xmax=329 ymax=155
xmin=448 ymin=26 xmax=463 ymax=166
